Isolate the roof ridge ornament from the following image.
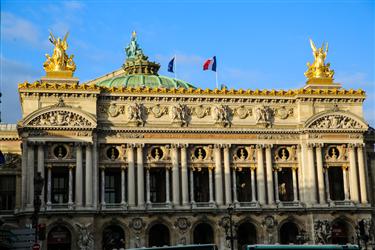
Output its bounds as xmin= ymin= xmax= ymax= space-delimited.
xmin=43 ymin=31 xmax=76 ymax=78
xmin=123 ymin=31 xmax=160 ymax=76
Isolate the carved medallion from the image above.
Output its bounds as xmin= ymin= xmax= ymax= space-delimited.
xmin=235 ymin=105 xmax=252 ymax=119
xmin=193 ymin=105 xmax=210 ymax=118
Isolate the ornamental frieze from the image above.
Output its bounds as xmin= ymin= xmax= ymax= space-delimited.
xmin=99 ymin=103 xmax=125 ymax=117
xmin=147 ymin=104 xmax=168 ymax=118
xmin=212 ymin=104 xmax=231 ymax=127
xmin=255 ymin=105 xmax=274 ymax=128
xmin=309 ymin=115 xmax=363 ymax=129
xmin=193 ymin=105 xmax=210 ymax=118
xmin=169 ymin=103 xmax=189 ymax=126
xmin=257 ymin=134 xmax=299 ymax=140
xmin=234 ymin=105 xmax=252 ymax=119
xmin=126 ymin=103 xmax=144 ymax=126
xmin=0 ymin=153 xmax=21 ymax=169
xmin=28 ymin=110 xmax=92 ymax=127
xmin=274 ymin=106 xmax=294 ymax=119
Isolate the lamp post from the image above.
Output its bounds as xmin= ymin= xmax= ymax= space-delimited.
xmin=32 ymin=172 xmax=44 ymax=244
xmin=296 ymin=229 xmax=309 ymax=245
xmin=220 ymin=204 xmax=236 ymax=250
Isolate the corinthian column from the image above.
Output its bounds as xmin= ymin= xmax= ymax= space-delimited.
xmin=46 ymin=164 xmax=52 ymax=207
xmin=257 ymin=145 xmax=266 ymax=204
xmin=27 ymin=142 xmax=34 ymax=208
xmin=348 ymin=143 xmax=359 ymax=202
xmin=315 ymin=144 xmax=325 ymax=204
xmin=181 ymin=145 xmax=189 ymax=206
xmin=307 ymin=143 xmax=317 ymax=204
xmin=171 ymin=145 xmax=180 ymax=206
xmin=127 ymin=145 xmax=136 ymax=207
xmin=121 ymin=165 xmax=126 ymax=206
xmin=137 ymin=144 xmax=145 ymax=208
xmin=75 ymin=143 xmax=83 ymax=207
xmin=37 ymin=143 xmax=45 ymax=206
xmin=223 ymin=145 xmax=232 ymax=205
xmin=214 ymin=145 xmax=223 ymax=206
xmin=85 ymin=144 xmax=93 ymax=207
xmin=265 ymin=145 xmax=274 ymax=205
xmin=357 ymin=144 xmax=367 ymax=204
xmin=100 ymin=166 xmax=106 ymax=207
xmin=21 ymin=139 xmax=28 ymax=209
xmin=68 ymin=164 xmax=74 ymax=208
xmin=250 ymin=165 xmax=257 ymax=202
xmin=208 ymin=167 xmax=214 ymax=204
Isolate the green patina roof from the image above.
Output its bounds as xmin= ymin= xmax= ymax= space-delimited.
xmin=96 ymin=74 xmax=196 ymax=89
xmin=94 ymin=32 xmax=196 ymax=89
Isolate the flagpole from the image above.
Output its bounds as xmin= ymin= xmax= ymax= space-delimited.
xmin=174 ymin=54 xmax=177 ymax=80
xmin=215 ymin=70 xmax=218 ymax=89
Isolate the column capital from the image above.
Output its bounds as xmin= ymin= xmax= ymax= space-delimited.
xmin=47 ymin=164 xmax=53 ymax=169
xmin=348 ymin=143 xmax=356 ymax=149
xmin=74 ymin=142 xmax=84 ymax=147
xmin=256 ymin=144 xmax=265 ymax=149
xmin=120 ymin=164 xmax=127 ymax=170
xmin=315 ymin=143 xmax=324 ymax=149
xmin=214 ymin=144 xmax=222 ymax=149
xmin=179 ymin=144 xmax=189 ymax=149
xmin=135 ymin=143 xmax=144 ymax=148
xmin=222 ymin=144 xmax=231 ymax=149
xmin=307 ymin=143 xmax=315 ymax=149
xmin=126 ymin=143 xmax=135 ymax=149
xmin=342 ymin=164 xmax=349 ymax=171
xmin=265 ymin=144 xmax=273 ymax=149
xmin=68 ymin=164 xmax=75 ymax=169
xmin=99 ymin=164 xmax=106 ymax=170
xmin=250 ymin=164 xmax=257 ymax=171
xmin=356 ymin=143 xmax=365 ymax=149
xmin=170 ymin=144 xmax=179 ymax=149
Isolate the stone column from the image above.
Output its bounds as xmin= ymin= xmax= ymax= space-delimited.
xmin=127 ymin=145 xmax=136 ymax=207
xmin=208 ymin=167 xmax=214 ymax=204
xmin=100 ymin=166 xmax=106 ymax=207
xmin=136 ymin=144 xmax=145 ymax=208
xmin=181 ymin=145 xmax=189 ymax=206
xmin=223 ymin=145 xmax=231 ymax=205
xmin=68 ymin=164 xmax=74 ymax=208
xmin=265 ymin=145 xmax=274 ymax=205
xmin=146 ymin=167 xmax=151 ymax=206
xmin=37 ymin=143 xmax=45 ymax=206
xmin=75 ymin=143 xmax=83 ymax=207
xmin=46 ymin=164 xmax=52 ymax=207
xmin=85 ymin=144 xmax=93 ymax=207
xmin=307 ymin=143 xmax=317 ymax=204
xmin=357 ymin=144 xmax=367 ymax=203
xmin=171 ymin=145 xmax=180 ymax=206
xmin=21 ymin=139 xmax=28 ymax=208
xmin=93 ymin=140 xmax=99 ymax=208
xmin=27 ymin=142 xmax=34 ymax=208
xmin=214 ymin=145 xmax=223 ymax=206
xmin=257 ymin=145 xmax=267 ymax=204
xmin=232 ymin=167 xmax=238 ymax=204
xmin=190 ymin=167 xmax=195 ymax=204
xmin=121 ymin=165 xmax=126 ymax=206
xmin=342 ymin=165 xmax=350 ymax=201
xmin=274 ymin=168 xmax=280 ymax=203
xmin=348 ymin=143 xmax=359 ymax=202
xmin=324 ymin=167 xmax=331 ymax=202
xmin=250 ymin=165 xmax=257 ymax=202
xmin=315 ymin=144 xmax=325 ymax=204
xmin=292 ymin=167 xmax=298 ymax=202
xmin=166 ymin=167 xmax=171 ymax=204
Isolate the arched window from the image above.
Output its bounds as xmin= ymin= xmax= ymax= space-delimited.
xmin=102 ymin=225 xmax=125 ymax=250
xmin=148 ymin=223 xmax=170 ymax=247
xmin=193 ymin=223 xmax=214 ymax=244
xmin=331 ymin=220 xmax=350 ymax=244
xmin=237 ymin=222 xmax=257 ymax=250
xmin=47 ymin=225 xmax=71 ymax=250
xmin=279 ymin=222 xmax=299 ymax=244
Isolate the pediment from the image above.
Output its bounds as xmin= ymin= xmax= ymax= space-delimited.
xmin=305 ymin=111 xmax=368 ymax=130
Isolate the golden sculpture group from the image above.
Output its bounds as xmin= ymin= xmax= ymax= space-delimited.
xmin=43 ymin=32 xmax=76 ymax=78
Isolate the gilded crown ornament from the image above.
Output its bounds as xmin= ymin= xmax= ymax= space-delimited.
xmin=305 ymin=38 xmax=334 ymax=84
xmin=123 ymin=31 xmax=160 ymax=75
xmin=43 ymin=31 xmax=76 ymax=78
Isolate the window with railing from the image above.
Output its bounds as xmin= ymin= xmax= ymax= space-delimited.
xmin=105 ymin=171 xmax=121 ymax=203
xmin=52 ymin=170 xmax=69 ymax=203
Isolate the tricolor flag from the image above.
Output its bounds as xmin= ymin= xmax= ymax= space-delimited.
xmin=203 ymin=56 xmax=217 ymax=72
xmin=168 ymin=57 xmax=175 ymax=73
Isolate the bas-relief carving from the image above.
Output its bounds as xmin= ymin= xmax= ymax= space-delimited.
xmin=193 ymin=105 xmax=210 ymax=118
xmin=310 ymin=115 xmax=363 ymax=129
xmin=28 ymin=110 xmax=92 ymax=127
xmin=99 ymin=103 xmax=125 ymax=117
xmin=212 ymin=104 xmax=230 ymax=127
xmin=234 ymin=105 xmax=252 ymax=119
xmin=257 ymin=134 xmax=299 ymax=140
xmin=314 ymin=220 xmax=332 ymax=244
xmin=75 ymin=223 xmax=94 ymax=250
xmin=147 ymin=104 xmax=168 ymax=118
xmin=170 ymin=103 xmax=189 ymax=126
xmin=0 ymin=153 xmax=21 ymax=169
xmin=274 ymin=106 xmax=294 ymax=119
xmin=126 ymin=103 xmax=144 ymax=126
xmin=255 ymin=106 xmax=274 ymax=127
xmin=324 ymin=145 xmax=347 ymax=162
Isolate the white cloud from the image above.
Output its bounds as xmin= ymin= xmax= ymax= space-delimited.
xmin=63 ymin=1 xmax=85 ymax=10
xmin=0 ymin=12 xmax=41 ymax=46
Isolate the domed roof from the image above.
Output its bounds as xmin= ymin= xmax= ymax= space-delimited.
xmin=90 ymin=32 xmax=196 ymax=89
xmin=96 ymin=74 xmax=196 ymax=89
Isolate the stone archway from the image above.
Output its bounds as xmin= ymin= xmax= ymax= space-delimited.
xmin=102 ymin=225 xmax=125 ymax=250
xmin=237 ymin=222 xmax=257 ymax=250
xmin=279 ymin=221 xmax=299 ymax=244
xmin=331 ymin=220 xmax=351 ymax=244
xmin=148 ymin=223 xmax=170 ymax=247
xmin=47 ymin=225 xmax=71 ymax=250
xmin=193 ymin=222 xmax=214 ymax=244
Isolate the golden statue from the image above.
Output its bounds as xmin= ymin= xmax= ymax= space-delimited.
xmin=43 ymin=32 xmax=76 ymax=78
xmin=304 ymin=38 xmax=334 ymax=84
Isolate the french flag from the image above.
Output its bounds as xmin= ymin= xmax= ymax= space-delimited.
xmin=203 ymin=56 xmax=217 ymax=72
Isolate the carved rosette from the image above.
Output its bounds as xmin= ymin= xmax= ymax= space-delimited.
xmin=193 ymin=105 xmax=210 ymax=118
xmin=99 ymin=103 xmax=125 ymax=117
xmin=234 ymin=105 xmax=252 ymax=119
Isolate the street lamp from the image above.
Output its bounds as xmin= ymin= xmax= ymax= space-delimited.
xmin=220 ymin=204 xmax=236 ymax=250
xmin=296 ymin=229 xmax=309 ymax=244
xmin=32 ymin=171 xmax=44 ymax=244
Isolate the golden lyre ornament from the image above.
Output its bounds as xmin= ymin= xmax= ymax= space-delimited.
xmin=304 ymin=38 xmax=334 ymax=84
xmin=43 ymin=32 xmax=76 ymax=78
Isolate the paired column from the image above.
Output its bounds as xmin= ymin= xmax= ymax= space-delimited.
xmin=68 ymin=164 xmax=74 ymax=208
xmin=93 ymin=141 xmax=99 ymax=208
xmin=315 ymin=144 xmax=325 ymax=204
xmin=273 ymin=167 xmax=280 ymax=203
xmin=75 ymin=143 xmax=83 ymax=207
xmin=190 ymin=167 xmax=195 ymax=204
xmin=307 ymin=143 xmax=317 ymax=204
xmin=232 ymin=167 xmax=238 ymax=204
xmin=146 ymin=167 xmax=150 ymax=205
xmin=214 ymin=145 xmax=223 ymax=206
xmin=26 ymin=143 xmax=35 ymax=208
xmin=250 ymin=165 xmax=257 ymax=202
xmin=46 ymin=164 xmax=52 ymax=206
xmin=166 ymin=167 xmax=171 ymax=204
xmin=85 ymin=144 xmax=93 ymax=207
xmin=265 ymin=145 xmax=274 ymax=204
xmin=100 ymin=166 xmax=106 ymax=206
xmin=342 ymin=165 xmax=350 ymax=201
xmin=181 ymin=145 xmax=189 ymax=206
xmin=208 ymin=167 xmax=214 ymax=204
xmin=37 ymin=143 xmax=45 ymax=206
xmin=121 ymin=165 xmax=126 ymax=206
xmin=136 ymin=144 xmax=145 ymax=207
xmin=171 ymin=145 xmax=180 ymax=206
xmin=257 ymin=145 xmax=267 ymax=204
xmin=348 ymin=144 xmax=359 ymax=202
xmin=21 ymin=139 xmax=28 ymax=208
xmin=127 ymin=145 xmax=136 ymax=207
xmin=223 ymin=145 xmax=232 ymax=205
xmin=292 ymin=166 xmax=298 ymax=202
xmin=357 ymin=144 xmax=367 ymax=203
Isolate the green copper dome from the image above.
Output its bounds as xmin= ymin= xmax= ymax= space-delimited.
xmin=96 ymin=74 xmax=196 ymax=89
xmin=94 ymin=32 xmax=196 ymax=89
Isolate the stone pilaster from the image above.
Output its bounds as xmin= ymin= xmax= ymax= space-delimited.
xmin=85 ymin=144 xmax=93 ymax=207
xmin=75 ymin=143 xmax=83 ymax=207
xmin=257 ymin=145 xmax=267 ymax=204
xmin=100 ymin=165 xmax=106 ymax=207
xmin=27 ymin=142 xmax=34 ymax=208
xmin=357 ymin=144 xmax=367 ymax=203
xmin=171 ymin=144 xmax=180 ymax=206
xmin=68 ymin=164 xmax=74 ymax=209
xmin=315 ymin=144 xmax=325 ymax=204
xmin=180 ymin=144 xmax=189 ymax=206
xmin=136 ymin=144 xmax=145 ymax=208
xmin=121 ymin=165 xmax=127 ymax=207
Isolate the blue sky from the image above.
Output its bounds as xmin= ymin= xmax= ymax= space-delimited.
xmin=1 ymin=0 xmax=374 ymax=125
